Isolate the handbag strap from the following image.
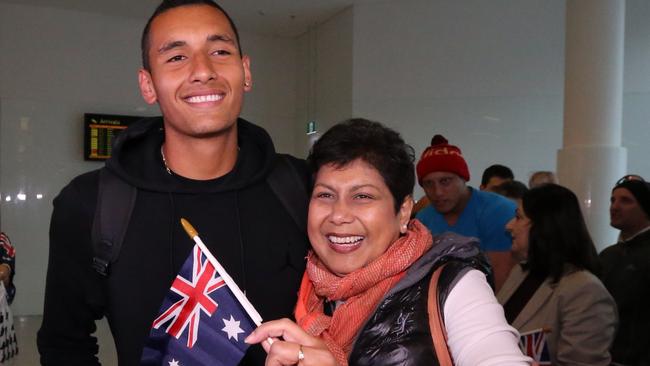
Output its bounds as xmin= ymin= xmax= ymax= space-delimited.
xmin=428 ymin=263 xmax=454 ymax=366
xmin=502 ymin=268 xmax=547 ymax=324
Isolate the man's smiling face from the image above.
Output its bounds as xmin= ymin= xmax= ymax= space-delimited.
xmin=138 ymin=4 xmax=252 ymax=139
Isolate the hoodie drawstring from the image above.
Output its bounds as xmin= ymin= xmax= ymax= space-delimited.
xmin=234 ymin=190 xmax=247 ymax=293
xmin=167 ymin=192 xmax=175 ymax=280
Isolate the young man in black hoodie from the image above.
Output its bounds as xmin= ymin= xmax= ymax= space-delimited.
xmin=37 ymin=1 xmax=310 ymax=365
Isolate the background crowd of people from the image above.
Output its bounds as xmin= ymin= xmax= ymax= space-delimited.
xmin=411 ymin=133 xmax=650 ymax=365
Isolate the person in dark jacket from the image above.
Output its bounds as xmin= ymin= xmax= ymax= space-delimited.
xmin=600 ymin=177 xmax=650 ymax=366
xmin=37 ymin=1 xmax=309 ymax=365
xmin=246 ymin=119 xmax=530 ymax=366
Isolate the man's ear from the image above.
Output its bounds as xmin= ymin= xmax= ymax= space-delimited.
xmin=138 ymin=68 xmax=157 ymax=104
xmin=242 ymin=55 xmax=252 ymax=92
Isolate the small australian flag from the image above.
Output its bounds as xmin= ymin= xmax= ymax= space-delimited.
xmin=141 ymin=244 xmax=255 ymax=365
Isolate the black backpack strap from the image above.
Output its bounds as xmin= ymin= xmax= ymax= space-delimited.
xmin=266 ymin=154 xmax=309 ymax=233
xmin=91 ymin=169 xmax=137 ymax=276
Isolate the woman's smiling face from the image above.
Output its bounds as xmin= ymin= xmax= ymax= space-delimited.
xmin=308 ymin=158 xmax=411 ymax=276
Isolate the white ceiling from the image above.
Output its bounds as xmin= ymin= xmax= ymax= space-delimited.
xmin=0 ymin=0 xmax=373 ymax=37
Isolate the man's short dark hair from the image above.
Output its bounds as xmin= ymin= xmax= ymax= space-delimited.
xmin=307 ymin=118 xmax=416 ymax=213
xmin=481 ymin=164 xmax=514 ymax=186
xmin=141 ymin=0 xmax=243 ymax=71
xmin=493 ymin=180 xmax=528 ymax=201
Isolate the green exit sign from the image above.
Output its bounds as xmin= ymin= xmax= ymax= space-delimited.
xmin=307 ymin=121 xmax=317 ymax=135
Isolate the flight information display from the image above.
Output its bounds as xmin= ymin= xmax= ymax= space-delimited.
xmin=84 ymin=113 xmax=142 ymax=160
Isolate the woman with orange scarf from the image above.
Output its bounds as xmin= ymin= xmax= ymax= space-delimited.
xmin=246 ymin=119 xmax=530 ymax=366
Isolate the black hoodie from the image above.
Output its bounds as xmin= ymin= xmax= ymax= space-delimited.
xmin=38 ymin=117 xmax=310 ymax=365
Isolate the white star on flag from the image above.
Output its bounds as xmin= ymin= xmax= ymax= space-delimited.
xmin=222 ymin=315 xmax=245 ymax=341
xmin=168 ymin=358 xmax=180 ymax=366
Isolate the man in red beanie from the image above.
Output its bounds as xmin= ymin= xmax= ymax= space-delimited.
xmin=415 ymin=135 xmax=515 ymax=291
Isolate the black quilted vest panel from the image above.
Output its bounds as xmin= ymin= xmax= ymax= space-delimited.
xmin=348 ymin=260 xmax=473 ymax=366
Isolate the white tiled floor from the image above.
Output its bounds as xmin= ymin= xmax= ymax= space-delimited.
xmin=14 ymin=315 xmax=117 ymax=365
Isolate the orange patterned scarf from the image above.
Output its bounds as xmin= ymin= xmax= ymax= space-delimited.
xmin=295 ymin=220 xmax=432 ymax=366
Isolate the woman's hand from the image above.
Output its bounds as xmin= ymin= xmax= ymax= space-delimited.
xmin=245 ymin=318 xmax=339 ymax=366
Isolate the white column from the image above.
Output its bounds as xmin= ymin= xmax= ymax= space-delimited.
xmin=558 ymin=0 xmax=626 ymax=251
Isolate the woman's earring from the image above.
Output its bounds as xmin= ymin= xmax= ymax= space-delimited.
xmin=400 ymin=224 xmax=408 ymax=234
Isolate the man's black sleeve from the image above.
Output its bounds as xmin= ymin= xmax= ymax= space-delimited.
xmin=37 ymin=171 xmax=105 ymax=365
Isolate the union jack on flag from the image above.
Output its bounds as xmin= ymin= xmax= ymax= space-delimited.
xmin=140 ymin=244 xmax=256 ymax=365
xmin=519 ymin=328 xmax=551 ymax=365
xmin=152 ymin=245 xmax=226 ymax=348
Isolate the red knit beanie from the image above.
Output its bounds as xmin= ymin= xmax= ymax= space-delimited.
xmin=416 ymin=135 xmax=470 ymax=183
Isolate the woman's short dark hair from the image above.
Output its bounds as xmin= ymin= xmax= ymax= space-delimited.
xmin=523 ymin=184 xmax=599 ymax=282
xmin=307 ymin=118 xmax=415 ymax=213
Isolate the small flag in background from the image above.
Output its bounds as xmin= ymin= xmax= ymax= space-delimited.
xmin=140 ymin=243 xmax=256 ymax=365
xmin=519 ymin=328 xmax=551 ymax=365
